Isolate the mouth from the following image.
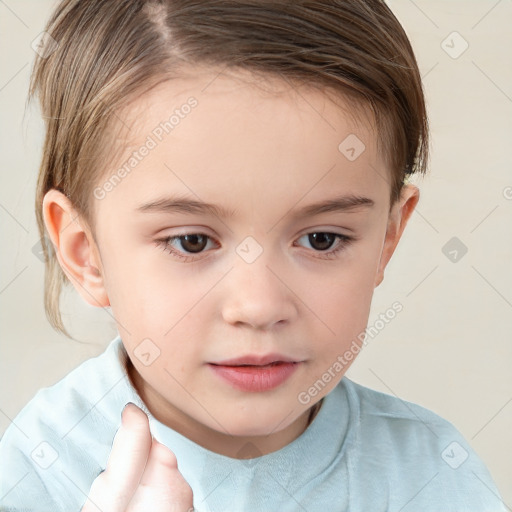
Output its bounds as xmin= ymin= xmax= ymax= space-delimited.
xmin=211 ymin=362 xmax=290 ymax=368
xmin=210 ymin=353 xmax=300 ymax=367
xmin=208 ymin=361 xmax=300 ymax=392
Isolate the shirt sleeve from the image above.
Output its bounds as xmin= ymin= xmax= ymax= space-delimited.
xmin=0 ymin=388 xmax=115 ymax=512
xmin=0 ymin=424 xmax=67 ymax=511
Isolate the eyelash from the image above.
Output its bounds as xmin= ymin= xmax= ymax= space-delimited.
xmin=154 ymin=231 xmax=355 ymax=262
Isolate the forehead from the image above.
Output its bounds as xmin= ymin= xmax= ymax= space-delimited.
xmin=127 ymin=67 xmax=376 ymax=141
xmin=92 ymin=67 xmax=388 ymax=225
xmin=111 ymin=65 xmax=378 ymax=156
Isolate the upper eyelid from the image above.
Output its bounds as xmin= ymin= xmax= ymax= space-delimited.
xmin=163 ymin=229 xmax=354 ymax=243
xmin=162 ymin=225 xmax=354 ymax=237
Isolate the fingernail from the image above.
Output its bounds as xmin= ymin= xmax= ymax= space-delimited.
xmin=121 ymin=402 xmax=136 ymax=422
xmin=123 ymin=402 xmax=136 ymax=411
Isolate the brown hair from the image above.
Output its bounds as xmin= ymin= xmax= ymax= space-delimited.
xmin=29 ymin=0 xmax=429 ymax=337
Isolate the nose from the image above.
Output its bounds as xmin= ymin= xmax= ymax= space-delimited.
xmin=221 ymin=255 xmax=298 ymax=330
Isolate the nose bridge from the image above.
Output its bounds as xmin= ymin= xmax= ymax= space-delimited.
xmin=221 ymin=240 xmax=297 ymax=329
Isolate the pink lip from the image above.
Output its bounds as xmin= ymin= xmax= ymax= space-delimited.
xmin=208 ymin=362 xmax=300 ymax=392
xmin=211 ymin=353 xmax=298 ymax=366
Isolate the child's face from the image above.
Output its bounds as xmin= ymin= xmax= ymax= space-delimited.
xmin=53 ymin=67 xmax=418 ymax=454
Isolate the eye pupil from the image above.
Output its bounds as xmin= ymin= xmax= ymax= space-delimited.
xmin=181 ymin=234 xmax=208 ymax=253
xmin=309 ymin=232 xmax=335 ymax=251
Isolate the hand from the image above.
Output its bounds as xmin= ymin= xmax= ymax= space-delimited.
xmin=81 ymin=403 xmax=194 ymax=512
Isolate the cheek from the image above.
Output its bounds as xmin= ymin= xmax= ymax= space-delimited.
xmin=314 ymin=273 xmax=374 ymax=339
xmin=319 ymin=237 xmax=381 ymax=303
xmin=98 ymin=251 xmax=172 ymax=340
xmin=304 ymin=242 xmax=382 ymax=350
xmin=103 ymin=261 xmax=218 ymax=357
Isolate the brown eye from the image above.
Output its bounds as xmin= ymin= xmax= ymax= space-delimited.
xmin=295 ymin=232 xmax=354 ymax=260
xmin=155 ymin=233 xmax=218 ymax=262
xmin=178 ymin=234 xmax=208 ymax=253
xmin=307 ymin=232 xmax=336 ymax=251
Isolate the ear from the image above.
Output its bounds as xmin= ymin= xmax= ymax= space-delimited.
xmin=374 ymin=184 xmax=420 ymax=288
xmin=42 ymin=189 xmax=110 ymax=307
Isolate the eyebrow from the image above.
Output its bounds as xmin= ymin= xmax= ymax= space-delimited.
xmin=136 ymin=193 xmax=375 ymax=219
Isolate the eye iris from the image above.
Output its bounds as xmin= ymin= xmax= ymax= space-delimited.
xmin=309 ymin=232 xmax=335 ymax=251
xmin=181 ymin=234 xmax=207 ymax=253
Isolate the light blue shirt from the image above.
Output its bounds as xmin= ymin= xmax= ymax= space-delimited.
xmin=0 ymin=336 xmax=506 ymax=511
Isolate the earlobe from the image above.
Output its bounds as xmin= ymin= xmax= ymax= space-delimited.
xmin=42 ymin=189 xmax=110 ymax=308
xmin=374 ymin=184 xmax=420 ymax=288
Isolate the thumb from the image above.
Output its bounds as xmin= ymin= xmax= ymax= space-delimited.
xmin=107 ymin=403 xmax=153 ymax=480
xmin=82 ymin=403 xmax=152 ymax=512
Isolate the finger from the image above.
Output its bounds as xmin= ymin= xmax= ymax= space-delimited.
xmin=106 ymin=403 xmax=152 ymax=481
xmin=81 ymin=472 xmax=109 ymax=512
xmin=139 ymin=438 xmax=179 ymax=485
xmin=127 ymin=439 xmax=194 ymax=512
xmin=83 ymin=403 xmax=152 ymax=512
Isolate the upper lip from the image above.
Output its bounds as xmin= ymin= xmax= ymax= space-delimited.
xmin=210 ymin=353 xmax=299 ymax=366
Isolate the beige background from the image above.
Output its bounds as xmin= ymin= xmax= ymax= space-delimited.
xmin=1 ymin=0 xmax=511 ymax=505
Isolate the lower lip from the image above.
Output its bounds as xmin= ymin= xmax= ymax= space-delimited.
xmin=208 ymin=362 xmax=299 ymax=392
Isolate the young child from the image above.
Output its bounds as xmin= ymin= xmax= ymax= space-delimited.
xmin=0 ymin=1 xmax=506 ymax=511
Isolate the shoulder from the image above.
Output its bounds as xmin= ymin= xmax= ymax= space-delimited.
xmin=342 ymin=377 xmax=465 ymax=460
xmin=0 ymin=336 xmax=136 ymax=511
xmin=340 ymin=378 xmax=507 ymax=511
xmin=345 ymin=376 xmax=453 ymax=431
